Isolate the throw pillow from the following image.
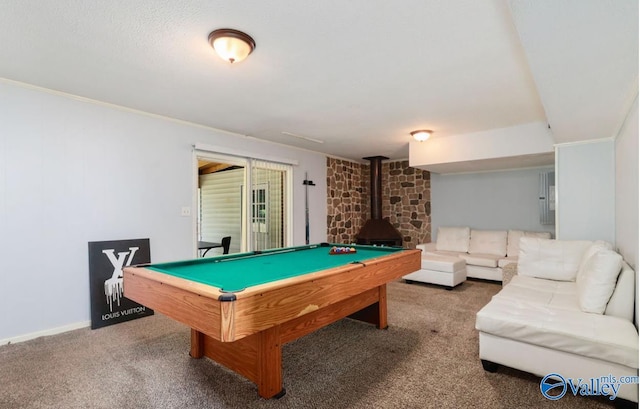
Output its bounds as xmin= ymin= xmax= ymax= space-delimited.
xmin=576 ymin=240 xmax=614 ymax=281
xmin=577 ymin=249 xmax=623 ymax=314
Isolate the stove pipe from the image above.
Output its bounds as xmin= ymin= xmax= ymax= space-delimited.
xmin=355 ymin=156 xmax=403 ymax=247
xmin=365 ymin=156 xmax=385 ymax=220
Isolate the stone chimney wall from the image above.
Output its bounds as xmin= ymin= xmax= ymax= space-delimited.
xmin=326 ymin=158 xmax=369 ymax=244
xmin=326 ymin=157 xmax=430 ymax=248
xmin=382 ymin=160 xmax=431 ymax=248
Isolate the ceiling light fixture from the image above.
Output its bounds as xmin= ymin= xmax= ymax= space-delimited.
xmin=208 ymin=28 xmax=256 ymax=64
xmin=411 ymin=130 xmax=432 ymax=142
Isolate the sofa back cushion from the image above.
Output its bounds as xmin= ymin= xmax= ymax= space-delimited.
xmin=468 ymin=230 xmax=507 ymax=257
xmin=436 ymin=227 xmax=470 ymax=253
xmin=506 ymin=230 xmax=552 ymax=257
xmin=577 ymin=249 xmax=623 ymax=314
xmin=518 ymin=238 xmax=592 ymax=281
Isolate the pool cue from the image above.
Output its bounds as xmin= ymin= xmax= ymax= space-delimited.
xmin=303 ymin=172 xmax=316 ymax=244
xmin=305 ymin=172 xmax=310 ymax=244
xmin=215 ymin=247 xmax=298 ymax=262
xmin=215 ymin=243 xmax=326 ymax=262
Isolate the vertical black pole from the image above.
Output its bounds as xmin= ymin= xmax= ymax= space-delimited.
xmin=304 ymin=172 xmax=310 ymax=244
xmin=303 ymin=173 xmax=316 ymax=245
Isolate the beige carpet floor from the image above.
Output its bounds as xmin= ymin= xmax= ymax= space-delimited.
xmin=0 ymin=279 xmax=621 ymax=408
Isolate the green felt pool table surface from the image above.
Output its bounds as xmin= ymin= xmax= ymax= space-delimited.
xmin=147 ymin=243 xmax=403 ymax=292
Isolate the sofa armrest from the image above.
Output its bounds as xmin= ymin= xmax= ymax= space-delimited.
xmin=416 ymin=242 xmax=437 ymax=252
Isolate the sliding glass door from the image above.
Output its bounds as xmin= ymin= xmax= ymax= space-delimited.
xmin=197 ymin=155 xmax=246 ymax=256
xmin=250 ymin=160 xmax=291 ymax=251
xmin=196 ymin=152 xmax=292 ymax=255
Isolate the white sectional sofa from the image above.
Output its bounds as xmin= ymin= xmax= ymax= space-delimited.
xmin=419 ymin=226 xmax=551 ymax=281
xmin=476 ymin=237 xmax=639 ymax=404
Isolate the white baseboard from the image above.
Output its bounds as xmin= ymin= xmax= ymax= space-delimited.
xmin=0 ymin=320 xmax=91 ymax=346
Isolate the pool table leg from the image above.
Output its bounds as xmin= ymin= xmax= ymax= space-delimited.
xmin=190 ymin=329 xmax=204 ymax=358
xmin=347 ymin=284 xmax=388 ymax=329
xmin=190 ymin=326 xmax=286 ymax=399
xmin=257 ymin=325 xmax=286 ymax=399
xmin=378 ymin=284 xmax=388 ymax=329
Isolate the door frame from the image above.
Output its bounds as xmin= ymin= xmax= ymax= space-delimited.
xmin=192 ymin=150 xmax=294 ymax=257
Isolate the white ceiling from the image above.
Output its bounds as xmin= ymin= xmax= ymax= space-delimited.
xmin=421 ymin=152 xmax=556 ymax=174
xmin=0 ymin=0 xmax=636 ymax=165
xmin=510 ymin=0 xmax=638 ymax=143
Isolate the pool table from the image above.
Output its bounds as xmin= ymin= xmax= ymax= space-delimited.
xmin=123 ymin=243 xmax=420 ymax=399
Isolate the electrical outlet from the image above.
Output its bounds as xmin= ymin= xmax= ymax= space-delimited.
xmin=181 ymin=206 xmax=191 ymax=217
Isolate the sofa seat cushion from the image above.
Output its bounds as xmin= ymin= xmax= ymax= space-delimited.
xmin=498 ymin=275 xmax=580 ymax=311
xmin=476 ymin=296 xmax=639 ymax=368
xmin=493 ymin=281 xmax=554 ymax=304
xmin=469 ymin=229 xmax=507 ymax=256
xmin=508 ymin=275 xmax=577 ymax=295
xmin=460 ymin=253 xmax=500 ymax=268
xmin=498 ymin=256 xmax=517 ymax=268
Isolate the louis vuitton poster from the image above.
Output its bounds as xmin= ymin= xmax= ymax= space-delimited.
xmin=88 ymin=238 xmax=153 ymax=329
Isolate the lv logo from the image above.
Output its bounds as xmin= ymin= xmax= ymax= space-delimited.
xmin=102 ymin=247 xmax=139 ymax=311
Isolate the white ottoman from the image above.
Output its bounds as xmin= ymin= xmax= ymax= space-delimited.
xmin=403 ymin=254 xmax=467 ymax=289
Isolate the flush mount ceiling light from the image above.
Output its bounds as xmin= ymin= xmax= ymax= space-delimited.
xmin=208 ymin=28 xmax=256 ymax=64
xmin=411 ymin=130 xmax=432 ymax=142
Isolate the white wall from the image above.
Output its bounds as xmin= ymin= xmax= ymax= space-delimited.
xmin=0 ymin=81 xmax=328 ymax=342
xmin=614 ymin=96 xmax=638 ymax=327
xmin=615 ymin=95 xmax=639 ymax=270
xmin=410 ymin=122 xmax=554 ymax=168
xmin=430 ymin=167 xmax=555 ymax=238
xmin=556 ymin=139 xmax=615 ymax=242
